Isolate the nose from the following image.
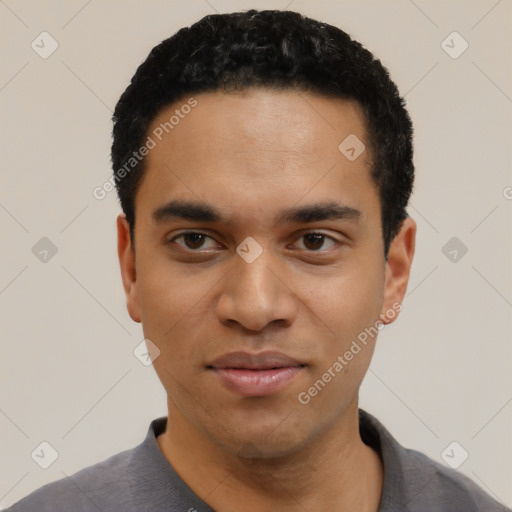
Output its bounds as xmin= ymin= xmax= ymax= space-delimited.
xmin=215 ymin=248 xmax=298 ymax=333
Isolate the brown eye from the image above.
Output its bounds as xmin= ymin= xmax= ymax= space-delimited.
xmin=303 ymin=233 xmax=325 ymax=250
xmin=170 ymin=232 xmax=219 ymax=250
xmin=183 ymin=233 xmax=206 ymax=249
xmin=294 ymin=232 xmax=337 ymax=252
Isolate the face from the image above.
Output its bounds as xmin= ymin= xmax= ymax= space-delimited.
xmin=118 ymin=88 xmax=415 ymax=458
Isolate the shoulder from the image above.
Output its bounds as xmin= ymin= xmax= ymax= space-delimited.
xmin=4 ymin=446 xmax=135 ymax=512
xmin=358 ymin=409 xmax=510 ymax=512
xmin=399 ymin=446 xmax=510 ymax=511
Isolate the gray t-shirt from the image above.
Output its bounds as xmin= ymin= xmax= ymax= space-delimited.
xmin=5 ymin=409 xmax=509 ymax=511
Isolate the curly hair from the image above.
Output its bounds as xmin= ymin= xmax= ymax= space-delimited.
xmin=111 ymin=9 xmax=414 ymax=257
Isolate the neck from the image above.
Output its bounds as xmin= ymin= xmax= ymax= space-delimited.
xmin=157 ymin=400 xmax=383 ymax=512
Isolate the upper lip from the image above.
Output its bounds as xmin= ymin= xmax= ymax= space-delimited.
xmin=207 ymin=351 xmax=305 ymax=370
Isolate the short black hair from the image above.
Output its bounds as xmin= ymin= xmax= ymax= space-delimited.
xmin=111 ymin=9 xmax=414 ymax=257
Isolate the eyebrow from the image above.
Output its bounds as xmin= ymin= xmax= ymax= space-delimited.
xmin=152 ymin=200 xmax=361 ymax=225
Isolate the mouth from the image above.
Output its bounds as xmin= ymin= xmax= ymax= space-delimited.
xmin=207 ymin=351 xmax=306 ymax=397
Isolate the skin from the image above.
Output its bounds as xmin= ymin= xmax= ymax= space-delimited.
xmin=118 ymin=88 xmax=416 ymax=511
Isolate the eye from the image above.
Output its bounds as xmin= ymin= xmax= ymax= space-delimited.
xmin=293 ymin=232 xmax=338 ymax=251
xmin=169 ymin=232 xmax=221 ymax=250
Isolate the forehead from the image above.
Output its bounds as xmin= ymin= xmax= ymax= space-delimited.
xmin=148 ymin=88 xmax=369 ymax=157
xmin=135 ymin=88 xmax=379 ymax=227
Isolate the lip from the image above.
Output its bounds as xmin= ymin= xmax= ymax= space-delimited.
xmin=207 ymin=351 xmax=306 ymax=397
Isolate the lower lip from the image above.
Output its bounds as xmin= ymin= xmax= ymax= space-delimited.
xmin=211 ymin=367 xmax=304 ymax=396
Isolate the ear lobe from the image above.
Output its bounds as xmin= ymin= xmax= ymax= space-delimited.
xmin=380 ymin=216 xmax=416 ymax=325
xmin=117 ymin=214 xmax=141 ymax=323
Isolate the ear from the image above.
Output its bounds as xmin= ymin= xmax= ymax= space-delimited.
xmin=380 ymin=216 xmax=416 ymax=325
xmin=117 ymin=214 xmax=141 ymax=323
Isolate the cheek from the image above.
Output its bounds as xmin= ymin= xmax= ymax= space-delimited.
xmin=304 ymin=258 xmax=385 ymax=342
xmin=298 ymin=272 xmax=383 ymax=414
xmin=135 ymin=255 xmax=222 ymax=364
xmin=298 ymin=267 xmax=384 ymax=402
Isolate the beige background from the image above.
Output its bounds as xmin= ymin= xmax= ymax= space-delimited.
xmin=1 ymin=0 xmax=511 ymax=508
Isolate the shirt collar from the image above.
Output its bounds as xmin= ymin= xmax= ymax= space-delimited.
xmin=127 ymin=409 xmax=416 ymax=512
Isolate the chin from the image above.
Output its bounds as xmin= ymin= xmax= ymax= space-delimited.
xmin=209 ymin=417 xmax=315 ymax=461
xmin=234 ymin=439 xmax=304 ymax=460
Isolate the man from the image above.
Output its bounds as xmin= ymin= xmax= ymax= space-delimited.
xmin=6 ymin=9 xmax=509 ymax=512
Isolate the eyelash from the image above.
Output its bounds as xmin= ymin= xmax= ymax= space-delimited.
xmin=168 ymin=231 xmax=339 ymax=252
